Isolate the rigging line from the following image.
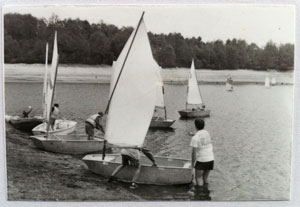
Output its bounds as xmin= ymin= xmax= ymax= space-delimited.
xmin=104 ymin=11 xmax=145 ymax=115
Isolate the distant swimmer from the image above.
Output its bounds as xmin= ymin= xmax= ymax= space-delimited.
xmin=85 ymin=112 xmax=104 ymax=140
xmin=190 ymin=119 xmax=214 ymax=188
xmin=22 ymin=105 xmax=32 ymax=118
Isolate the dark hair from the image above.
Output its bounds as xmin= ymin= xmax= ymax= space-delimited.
xmin=54 ymin=103 xmax=59 ymax=107
xmin=194 ymin=119 xmax=205 ymax=130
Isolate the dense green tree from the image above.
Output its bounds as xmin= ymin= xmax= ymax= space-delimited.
xmin=4 ymin=13 xmax=294 ymax=71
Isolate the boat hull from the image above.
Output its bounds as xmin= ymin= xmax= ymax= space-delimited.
xmin=8 ymin=116 xmax=43 ymax=132
xmin=178 ymin=109 xmax=210 ymax=118
xmin=82 ymin=154 xmax=193 ymax=185
xmin=31 ymin=134 xmax=104 ymax=154
xmin=150 ymin=117 xmax=175 ymax=128
xmin=32 ymin=119 xmax=77 ymax=135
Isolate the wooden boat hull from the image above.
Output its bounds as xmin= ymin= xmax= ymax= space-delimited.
xmin=82 ymin=154 xmax=193 ymax=185
xmin=32 ymin=119 xmax=77 ymax=135
xmin=8 ymin=116 xmax=43 ymax=132
xmin=150 ymin=117 xmax=175 ymax=128
xmin=178 ymin=109 xmax=210 ymax=118
xmin=30 ymin=134 xmax=104 ymax=154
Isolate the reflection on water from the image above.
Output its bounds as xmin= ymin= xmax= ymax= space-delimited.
xmin=5 ymin=82 xmax=293 ymax=201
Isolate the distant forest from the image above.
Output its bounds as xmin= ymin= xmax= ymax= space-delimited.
xmin=4 ymin=13 xmax=294 ymax=71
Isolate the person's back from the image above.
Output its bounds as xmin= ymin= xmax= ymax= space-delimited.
xmin=192 ymin=129 xmax=214 ymax=162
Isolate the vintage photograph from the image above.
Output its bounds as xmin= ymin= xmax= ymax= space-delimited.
xmin=3 ymin=4 xmax=295 ymax=201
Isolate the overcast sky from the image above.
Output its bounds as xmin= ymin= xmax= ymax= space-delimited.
xmin=4 ymin=4 xmax=295 ymax=47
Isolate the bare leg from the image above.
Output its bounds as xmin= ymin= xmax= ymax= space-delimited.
xmin=195 ymin=169 xmax=204 ymax=186
xmin=131 ymin=165 xmax=141 ymax=183
xmin=203 ymin=170 xmax=210 ymax=184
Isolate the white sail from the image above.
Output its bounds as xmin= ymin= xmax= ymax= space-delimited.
xmin=45 ymin=32 xmax=59 ymax=123
xmin=105 ymin=18 xmax=157 ymax=147
xmin=43 ymin=43 xmax=49 ymax=119
xmin=265 ymin=77 xmax=270 ymax=88
xmin=187 ymin=60 xmax=203 ymax=105
xmin=154 ymin=63 xmax=165 ymax=108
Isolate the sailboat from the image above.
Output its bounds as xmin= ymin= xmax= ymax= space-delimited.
xmin=178 ymin=60 xmax=210 ymax=118
xmin=271 ymin=77 xmax=276 ymax=86
xmin=5 ymin=44 xmax=52 ymax=132
xmin=149 ymin=63 xmax=175 ymax=128
xmin=30 ymin=32 xmax=102 ymax=155
xmin=226 ymin=75 xmax=234 ymax=92
xmin=265 ymin=76 xmax=271 ymax=88
xmin=82 ymin=12 xmax=192 ymax=185
xmin=32 ymin=32 xmax=77 ymax=136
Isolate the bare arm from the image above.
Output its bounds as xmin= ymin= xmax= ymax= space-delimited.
xmin=191 ymin=147 xmax=197 ymax=167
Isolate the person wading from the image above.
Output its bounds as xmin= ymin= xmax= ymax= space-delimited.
xmin=190 ymin=118 xmax=214 ymax=188
xmin=85 ymin=112 xmax=104 ymax=140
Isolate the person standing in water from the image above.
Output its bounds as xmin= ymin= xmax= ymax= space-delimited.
xmin=49 ymin=103 xmax=60 ymax=130
xmin=190 ymin=118 xmax=214 ymax=187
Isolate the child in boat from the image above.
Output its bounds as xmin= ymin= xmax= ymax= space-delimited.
xmin=49 ymin=103 xmax=59 ymax=130
xmin=190 ymin=118 xmax=214 ymax=188
xmin=85 ymin=112 xmax=104 ymax=140
xmin=108 ymin=147 xmax=157 ymax=189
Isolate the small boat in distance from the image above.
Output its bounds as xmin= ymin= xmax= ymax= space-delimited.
xmin=226 ymin=75 xmax=234 ymax=92
xmin=178 ymin=60 xmax=210 ymax=118
xmin=83 ymin=12 xmax=192 ymax=185
xmin=31 ymin=32 xmax=102 ymax=155
xmin=265 ymin=76 xmax=271 ymax=88
xmin=32 ymin=32 xmax=77 ymax=135
xmin=150 ymin=63 xmax=175 ymax=128
xmin=271 ymin=77 xmax=277 ymax=86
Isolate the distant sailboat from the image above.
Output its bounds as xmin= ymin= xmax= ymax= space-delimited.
xmin=83 ymin=12 xmax=192 ymax=185
xmin=226 ymin=75 xmax=234 ymax=91
xmin=150 ymin=63 xmax=175 ymax=128
xmin=265 ymin=77 xmax=271 ymax=88
xmin=178 ymin=60 xmax=210 ymax=118
xmin=271 ymin=77 xmax=276 ymax=86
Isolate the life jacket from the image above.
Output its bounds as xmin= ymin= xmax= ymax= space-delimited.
xmin=86 ymin=114 xmax=100 ymax=128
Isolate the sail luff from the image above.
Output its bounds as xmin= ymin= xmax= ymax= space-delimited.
xmin=43 ymin=43 xmax=48 ymax=119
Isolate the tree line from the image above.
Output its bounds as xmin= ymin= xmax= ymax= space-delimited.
xmin=4 ymin=13 xmax=294 ymax=71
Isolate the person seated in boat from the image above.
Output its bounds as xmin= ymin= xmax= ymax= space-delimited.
xmin=108 ymin=147 xmax=157 ymax=189
xmin=85 ymin=112 xmax=104 ymax=140
xmin=22 ymin=105 xmax=32 ymax=118
xmin=190 ymin=118 xmax=214 ymax=188
xmin=49 ymin=103 xmax=60 ymax=130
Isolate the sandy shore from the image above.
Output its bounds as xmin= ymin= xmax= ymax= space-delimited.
xmin=4 ymin=64 xmax=294 ymax=85
xmin=5 ymin=124 xmax=141 ymax=201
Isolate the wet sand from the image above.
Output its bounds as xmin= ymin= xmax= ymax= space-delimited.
xmin=6 ymin=124 xmax=141 ymax=201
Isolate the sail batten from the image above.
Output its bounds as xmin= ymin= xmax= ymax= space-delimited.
xmin=105 ymin=17 xmax=157 ymax=147
xmin=187 ymin=60 xmax=203 ymax=105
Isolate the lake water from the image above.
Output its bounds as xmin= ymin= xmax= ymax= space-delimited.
xmin=5 ymin=80 xmax=293 ymax=201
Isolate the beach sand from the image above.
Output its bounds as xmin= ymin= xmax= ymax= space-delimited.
xmin=5 ymin=124 xmax=141 ymax=201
